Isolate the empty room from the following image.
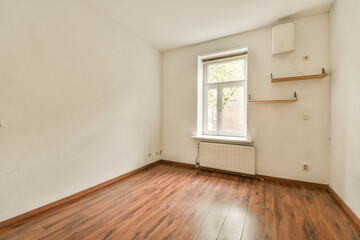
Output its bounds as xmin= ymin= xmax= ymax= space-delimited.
xmin=0 ymin=0 xmax=359 ymax=239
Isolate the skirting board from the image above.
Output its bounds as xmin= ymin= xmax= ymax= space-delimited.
xmin=0 ymin=160 xmax=161 ymax=231
xmin=256 ymin=174 xmax=327 ymax=188
xmin=160 ymin=159 xmax=327 ymax=188
xmin=198 ymin=166 xmax=256 ymax=179
xmin=159 ymin=159 xmax=195 ymax=169
xmin=326 ymin=185 xmax=360 ymax=232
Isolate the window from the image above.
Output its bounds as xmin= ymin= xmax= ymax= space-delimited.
xmin=199 ymin=50 xmax=248 ymax=138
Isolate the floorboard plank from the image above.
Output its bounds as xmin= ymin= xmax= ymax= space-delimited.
xmin=193 ymin=175 xmax=238 ymax=240
xmin=240 ymin=179 xmax=266 ymax=240
xmin=217 ymin=177 xmax=252 ymax=240
xmin=146 ymin=171 xmax=219 ymax=240
xmin=64 ymin=166 xmax=194 ymax=240
xmin=169 ymin=173 xmax=230 ymax=240
xmin=109 ymin=172 xmax=199 ymax=239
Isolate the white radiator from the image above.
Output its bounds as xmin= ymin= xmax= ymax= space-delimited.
xmin=199 ymin=142 xmax=256 ymax=175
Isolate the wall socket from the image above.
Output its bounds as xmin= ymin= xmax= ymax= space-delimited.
xmin=302 ymin=163 xmax=310 ymax=171
xmin=148 ymin=153 xmax=151 ymax=157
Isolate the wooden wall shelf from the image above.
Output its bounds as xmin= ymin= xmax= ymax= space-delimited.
xmin=248 ymin=91 xmax=298 ymax=104
xmin=271 ymin=73 xmax=328 ymax=83
xmin=249 ymin=99 xmax=298 ymax=103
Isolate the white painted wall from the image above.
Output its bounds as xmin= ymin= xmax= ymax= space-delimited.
xmin=329 ymin=0 xmax=360 ymax=218
xmin=162 ymin=14 xmax=330 ymax=184
xmin=0 ymin=0 xmax=161 ymax=222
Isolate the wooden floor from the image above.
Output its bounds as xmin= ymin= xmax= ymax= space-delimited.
xmin=0 ymin=163 xmax=359 ymax=240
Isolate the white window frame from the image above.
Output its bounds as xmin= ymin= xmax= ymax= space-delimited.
xmin=197 ymin=48 xmax=248 ymax=138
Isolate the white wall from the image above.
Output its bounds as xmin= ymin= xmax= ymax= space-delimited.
xmin=330 ymin=0 xmax=360 ymax=218
xmin=0 ymin=0 xmax=161 ymax=222
xmin=162 ymin=14 xmax=330 ymax=184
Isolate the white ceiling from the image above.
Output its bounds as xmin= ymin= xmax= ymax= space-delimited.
xmin=81 ymin=0 xmax=335 ymax=51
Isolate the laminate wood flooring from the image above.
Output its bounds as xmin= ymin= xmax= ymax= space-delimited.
xmin=0 ymin=163 xmax=359 ymax=240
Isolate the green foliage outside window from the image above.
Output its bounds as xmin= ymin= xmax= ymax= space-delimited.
xmin=207 ymin=60 xmax=244 ymax=108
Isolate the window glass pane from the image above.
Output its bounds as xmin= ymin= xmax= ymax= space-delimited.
xmin=221 ymin=86 xmax=245 ymax=133
xmin=208 ymin=59 xmax=245 ymax=83
xmin=207 ymin=88 xmax=217 ymax=131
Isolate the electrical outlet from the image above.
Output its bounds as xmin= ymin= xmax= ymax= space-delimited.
xmin=302 ymin=163 xmax=310 ymax=171
xmin=148 ymin=153 xmax=151 ymax=157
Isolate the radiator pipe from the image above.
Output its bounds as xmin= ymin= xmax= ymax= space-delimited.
xmin=195 ymin=142 xmax=200 ymax=168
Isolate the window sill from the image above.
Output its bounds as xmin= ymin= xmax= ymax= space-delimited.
xmin=192 ymin=135 xmax=253 ymax=144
